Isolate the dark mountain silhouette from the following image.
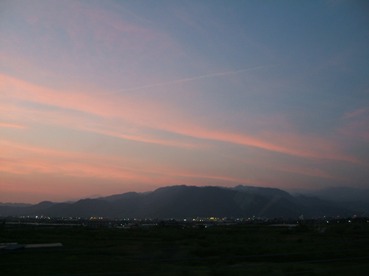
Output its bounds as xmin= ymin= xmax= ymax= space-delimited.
xmin=308 ymin=187 xmax=369 ymax=202
xmin=0 ymin=185 xmax=364 ymax=219
xmin=305 ymin=187 xmax=369 ymax=216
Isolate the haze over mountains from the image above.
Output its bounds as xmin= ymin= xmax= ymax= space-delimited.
xmin=1 ymin=185 xmax=368 ymax=219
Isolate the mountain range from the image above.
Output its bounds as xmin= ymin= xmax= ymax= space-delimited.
xmin=1 ymin=185 xmax=368 ymax=219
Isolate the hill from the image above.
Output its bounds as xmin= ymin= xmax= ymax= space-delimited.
xmin=0 ymin=185 xmax=363 ymax=219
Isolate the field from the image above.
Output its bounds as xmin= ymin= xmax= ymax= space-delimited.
xmin=1 ymin=221 xmax=369 ymax=275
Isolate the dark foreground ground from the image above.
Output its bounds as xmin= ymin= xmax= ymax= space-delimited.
xmin=1 ymin=221 xmax=369 ymax=275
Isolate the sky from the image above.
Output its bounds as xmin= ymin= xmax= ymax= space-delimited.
xmin=1 ymin=0 xmax=369 ymax=203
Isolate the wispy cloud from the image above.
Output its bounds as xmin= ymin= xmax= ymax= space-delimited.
xmin=79 ymin=126 xmax=202 ymax=149
xmin=159 ymin=124 xmax=363 ymax=165
xmin=0 ymin=122 xmax=27 ymax=129
xmin=343 ymin=107 xmax=369 ymax=119
xmin=0 ymin=139 xmax=253 ymax=188
xmin=120 ymin=65 xmax=272 ymax=92
xmin=2 ymin=0 xmax=368 ymax=203
xmin=340 ymin=107 xmax=369 ymax=141
xmin=0 ymin=139 xmax=157 ymax=182
xmin=1 ymin=72 xmax=362 ymax=165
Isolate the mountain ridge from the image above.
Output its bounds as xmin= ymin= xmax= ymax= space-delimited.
xmin=1 ymin=185 xmax=367 ymax=219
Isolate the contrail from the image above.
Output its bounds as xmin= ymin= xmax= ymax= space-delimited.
xmin=121 ymin=65 xmax=272 ymax=92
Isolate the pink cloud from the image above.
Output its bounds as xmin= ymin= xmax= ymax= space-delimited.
xmin=224 ymin=151 xmax=345 ymax=182
xmin=161 ymin=125 xmax=362 ymax=165
xmin=340 ymin=107 xmax=369 ymax=141
xmin=0 ymin=139 xmax=262 ymax=190
xmin=0 ymin=91 xmax=201 ymax=149
xmin=0 ymin=140 xmax=201 ymax=183
xmin=1 ymin=72 xmax=362 ymax=165
xmin=0 ymin=140 xmax=155 ymax=183
xmin=272 ymin=163 xmax=344 ymax=181
xmin=0 ymin=122 xmax=27 ymax=129
xmin=344 ymin=107 xmax=368 ymax=119
xmin=256 ymin=131 xmax=362 ymax=164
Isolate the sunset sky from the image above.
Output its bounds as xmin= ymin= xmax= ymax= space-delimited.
xmin=1 ymin=0 xmax=369 ymax=203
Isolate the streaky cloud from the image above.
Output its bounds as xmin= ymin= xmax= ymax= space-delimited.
xmin=0 ymin=122 xmax=27 ymax=129
xmin=2 ymin=72 xmax=363 ymax=165
xmin=120 ymin=65 xmax=273 ymax=92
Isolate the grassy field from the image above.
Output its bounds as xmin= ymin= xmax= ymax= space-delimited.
xmin=1 ymin=222 xmax=369 ymax=275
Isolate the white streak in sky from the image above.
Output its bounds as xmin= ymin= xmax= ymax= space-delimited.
xmin=121 ymin=65 xmax=273 ymax=92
